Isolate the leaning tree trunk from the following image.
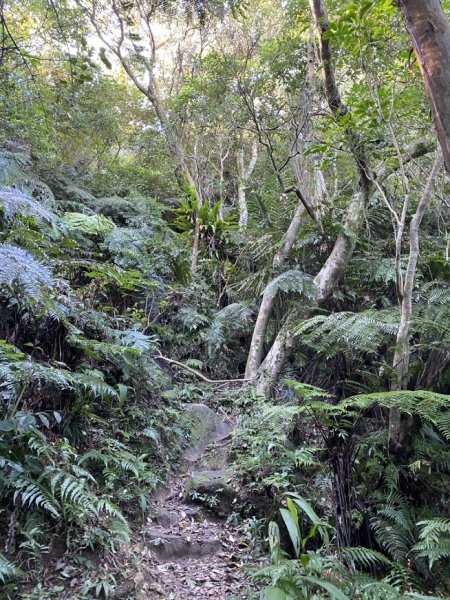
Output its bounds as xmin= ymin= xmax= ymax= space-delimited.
xmin=396 ymin=0 xmax=450 ymax=175
xmin=255 ymin=188 xmax=369 ymax=396
xmin=252 ymin=0 xmax=372 ymax=395
xmin=245 ymin=200 xmax=307 ymax=379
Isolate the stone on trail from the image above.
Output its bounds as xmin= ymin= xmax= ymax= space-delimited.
xmin=155 ymin=509 xmax=179 ymax=528
xmin=145 ymin=528 xmax=220 ymax=560
xmin=181 ymin=403 xmax=231 ymax=462
xmin=186 ymin=469 xmax=238 ymax=516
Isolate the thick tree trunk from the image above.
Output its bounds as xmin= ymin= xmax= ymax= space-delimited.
xmin=396 ymin=0 xmax=450 ymax=175
xmin=418 ymin=347 xmax=450 ymax=389
xmin=314 ymin=191 xmax=367 ymax=303
xmin=255 ymin=323 xmax=296 ymax=397
xmin=255 ymin=199 xmax=363 ymax=396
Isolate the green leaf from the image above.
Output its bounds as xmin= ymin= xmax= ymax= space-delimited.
xmin=280 ymin=507 xmax=301 ymax=558
xmin=302 ymin=575 xmax=348 ymax=600
xmin=262 ymin=587 xmax=287 ymax=600
xmin=116 ymin=383 xmax=128 ymax=407
xmin=38 ymin=413 xmax=50 ymax=428
xmin=0 ymin=420 xmax=13 ymax=432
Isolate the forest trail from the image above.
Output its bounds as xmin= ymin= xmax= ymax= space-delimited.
xmin=141 ymin=403 xmax=256 ymax=599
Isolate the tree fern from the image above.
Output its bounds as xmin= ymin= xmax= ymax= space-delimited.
xmin=203 ymin=302 xmax=253 ymax=351
xmin=293 ymin=309 xmax=399 ymax=358
xmin=263 ymin=269 xmax=316 ymax=300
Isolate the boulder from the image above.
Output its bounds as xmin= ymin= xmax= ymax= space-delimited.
xmin=155 ymin=510 xmax=179 ymax=528
xmin=185 ymin=469 xmax=238 ymax=517
xmin=181 ymin=403 xmax=231 ymax=463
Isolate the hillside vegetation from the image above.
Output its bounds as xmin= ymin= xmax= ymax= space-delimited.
xmin=1 ymin=1 xmax=450 ymax=599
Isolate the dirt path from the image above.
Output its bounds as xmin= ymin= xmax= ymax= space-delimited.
xmin=141 ymin=403 xmax=257 ymax=599
xmin=143 ymin=477 xmax=255 ymax=598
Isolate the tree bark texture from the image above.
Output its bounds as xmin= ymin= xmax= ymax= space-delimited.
xmin=396 ymin=0 xmax=450 ymax=175
xmin=237 ymin=138 xmax=258 ymax=230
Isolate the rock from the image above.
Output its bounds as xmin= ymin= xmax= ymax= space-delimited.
xmin=111 ymin=579 xmax=135 ymax=598
xmin=145 ymin=528 xmax=220 ymax=560
xmin=180 ymin=403 xmax=230 ymax=463
xmin=156 ymin=510 xmax=179 ymax=528
xmin=185 ymin=469 xmax=238 ymax=517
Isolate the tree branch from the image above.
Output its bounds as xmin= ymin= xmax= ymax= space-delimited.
xmin=155 ymin=352 xmax=250 ymax=385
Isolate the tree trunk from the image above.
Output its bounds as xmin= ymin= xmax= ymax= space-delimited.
xmin=255 ymin=323 xmax=296 ymax=397
xmin=396 ymin=0 xmax=450 ymax=175
xmin=191 ymin=210 xmax=201 ymax=270
xmin=237 ymin=138 xmax=258 ymax=230
xmin=314 ymin=191 xmax=367 ymax=303
xmin=245 ymin=200 xmax=306 ymax=378
xmin=389 ymin=152 xmax=443 ymax=446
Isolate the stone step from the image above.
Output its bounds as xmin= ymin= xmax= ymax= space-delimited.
xmin=145 ymin=528 xmax=221 ymax=561
xmin=155 ymin=507 xmax=202 ymax=528
xmin=185 ymin=469 xmax=238 ymax=517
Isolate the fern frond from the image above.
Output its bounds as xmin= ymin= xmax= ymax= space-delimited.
xmin=72 ymin=370 xmax=119 ymax=401
xmin=413 ymin=519 xmax=450 ymax=568
xmin=0 ymin=186 xmax=59 ymax=226
xmin=0 ymin=553 xmax=22 ymax=584
xmin=263 ymin=269 xmax=316 ymax=300
xmin=342 ymin=546 xmax=393 ymax=570
xmin=63 ymin=212 xmax=116 ymax=237
xmin=293 ymin=309 xmax=398 ymax=357
xmin=340 ymin=391 xmax=450 ymax=440
xmin=13 ymin=476 xmax=60 ymax=518
xmin=203 ymin=302 xmax=253 ymax=351
xmin=0 ymin=243 xmax=53 ymax=306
